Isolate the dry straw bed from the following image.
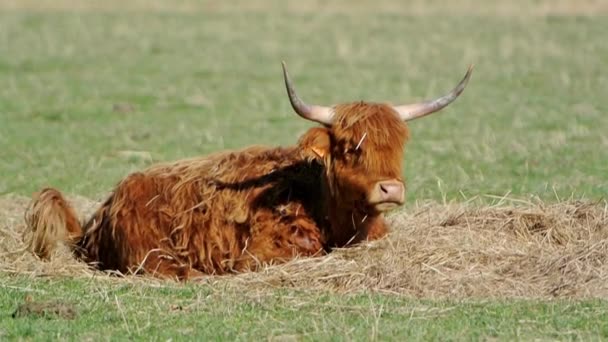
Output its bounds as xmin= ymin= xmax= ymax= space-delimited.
xmin=1 ymin=193 xmax=607 ymax=299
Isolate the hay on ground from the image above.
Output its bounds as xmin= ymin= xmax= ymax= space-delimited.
xmin=1 ymin=193 xmax=607 ymax=299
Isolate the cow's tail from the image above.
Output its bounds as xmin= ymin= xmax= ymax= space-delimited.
xmin=24 ymin=188 xmax=83 ymax=259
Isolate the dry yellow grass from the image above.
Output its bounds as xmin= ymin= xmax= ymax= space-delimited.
xmin=2 ymin=193 xmax=607 ymax=299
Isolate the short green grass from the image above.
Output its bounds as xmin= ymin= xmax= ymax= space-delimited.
xmin=1 ymin=4 xmax=606 ymax=201
xmin=3 ymin=276 xmax=608 ymax=341
xmin=1 ymin=1 xmax=607 ymax=340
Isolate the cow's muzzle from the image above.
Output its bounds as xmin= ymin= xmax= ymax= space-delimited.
xmin=369 ymin=180 xmax=405 ymax=211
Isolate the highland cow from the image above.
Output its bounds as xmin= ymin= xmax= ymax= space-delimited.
xmin=25 ymin=62 xmax=473 ymax=280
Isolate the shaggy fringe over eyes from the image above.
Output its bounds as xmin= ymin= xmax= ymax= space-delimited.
xmin=332 ymin=103 xmax=409 ymax=147
xmin=331 ymin=102 xmax=409 ymax=176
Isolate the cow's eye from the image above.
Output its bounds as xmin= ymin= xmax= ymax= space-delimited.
xmin=343 ymin=147 xmax=360 ymax=162
xmin=344 ymin=147 xmax=357 ymax=156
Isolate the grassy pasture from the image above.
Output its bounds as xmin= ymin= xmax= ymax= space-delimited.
xmin=1 ymin=0 xmax=608 ymax=340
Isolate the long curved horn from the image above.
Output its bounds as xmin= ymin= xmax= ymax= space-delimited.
xmin=282 ymin=61 xmax=334 ymax=125
xmin=395 ymin=65 xmax=473 ymax=121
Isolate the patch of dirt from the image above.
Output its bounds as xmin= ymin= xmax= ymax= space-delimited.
xmin=1 ymin=193 xmax=607 ymax=299
xmin=11 ymin=295 xmax=77 ymax=320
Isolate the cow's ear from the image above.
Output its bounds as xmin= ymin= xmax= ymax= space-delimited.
xmin=310 ymin=146 xmax=326 ymax=159
xmin=298 ymin=127 xmax=331 ymax=161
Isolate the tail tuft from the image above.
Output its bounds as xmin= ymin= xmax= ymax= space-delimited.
xmin=24 ymin=188 xmax=82 ymax=259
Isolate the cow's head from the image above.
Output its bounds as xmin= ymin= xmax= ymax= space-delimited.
xmin=284 ymin=62 xmax=472 ymax=214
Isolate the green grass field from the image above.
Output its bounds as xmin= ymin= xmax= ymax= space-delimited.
xmin=1 ymin=1 xmax=608 ymax=340
xmin=3 ymin=278 xmax=608 ymax=340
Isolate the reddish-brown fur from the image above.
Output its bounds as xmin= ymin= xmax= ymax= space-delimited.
xmin=25 ymin=103 xmax=409 ymax=280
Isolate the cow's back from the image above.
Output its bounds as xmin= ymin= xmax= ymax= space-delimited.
xmin=78 ymin=145 xmax=326 ymax=277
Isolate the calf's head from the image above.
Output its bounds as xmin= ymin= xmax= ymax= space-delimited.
xmin=284 ymin=62 xmax=472 ymax=214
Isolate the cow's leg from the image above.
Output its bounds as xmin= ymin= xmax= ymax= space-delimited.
xmin=125 ymin=249 xmax=206 ymax=281
xmin=365 ymin=217 xmax=389 ymax=241
xmin=240 ymin=215 xmax=325 ymax=270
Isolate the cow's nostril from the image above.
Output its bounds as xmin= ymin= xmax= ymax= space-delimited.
xmin=379 ymin=184 xmax=389 ymax=194
xmin=375 ymin=181 xmax=404 ymax=203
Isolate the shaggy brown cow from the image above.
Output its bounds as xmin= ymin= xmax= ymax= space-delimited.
xmin=25 ymin=62 xmax=472 ymax=280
